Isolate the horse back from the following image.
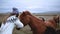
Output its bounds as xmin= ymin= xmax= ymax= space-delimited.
xmin=44 ymin=19 xmax=57 ymax=29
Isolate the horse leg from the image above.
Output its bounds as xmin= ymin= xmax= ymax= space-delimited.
xmin=56 ymin=29 xmax=60 ymax=34
xmin=0 ymin=23 xmax=2 ymax=27
xmin=44 ymin=26 xmax=56 ymax=34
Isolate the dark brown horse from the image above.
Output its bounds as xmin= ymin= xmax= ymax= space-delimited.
xmin=19 ymin=11 xmax=57 ymax=34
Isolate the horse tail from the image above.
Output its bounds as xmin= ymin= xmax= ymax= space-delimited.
xmin=44 ymin=26 xmax=56 ymax=34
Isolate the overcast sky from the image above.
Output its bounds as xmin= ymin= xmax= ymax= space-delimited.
xmin=0 ymin=0 xmax=60 ymax=13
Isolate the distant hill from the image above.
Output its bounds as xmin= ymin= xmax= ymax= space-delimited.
xmin=0 ymin=11 xmax=60 ymax=16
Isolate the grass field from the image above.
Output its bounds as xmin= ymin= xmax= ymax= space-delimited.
xmin=0 ymin=14 xmax=60 ymax=34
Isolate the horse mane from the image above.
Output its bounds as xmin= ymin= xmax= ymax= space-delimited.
xmin=20 ymin=10 xmax=45 ymax=25
xmin=24 ymin=11 xmax=46 ymax=26
xmin=23 ymin=10 xmax=32 ymax=16
xmin=23 ymin=11 xmax=43 ymax=21
xmin=20 ymin=11 xmax=32 ymax=25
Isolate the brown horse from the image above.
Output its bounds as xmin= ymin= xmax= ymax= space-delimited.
xmin=19 ymin=11 xmax=56 ymax=34
xmin=44 ymin=15 xmax=59 ymax=30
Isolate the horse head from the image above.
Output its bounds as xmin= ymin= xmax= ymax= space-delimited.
xmin=19 ymin=11 xmax=31 ymax=26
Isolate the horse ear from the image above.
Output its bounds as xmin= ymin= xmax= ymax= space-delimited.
xmin=23 ymin=11 xmax=26 ymax=16
xmin=23 ymin=11 xmax=25 ymax=14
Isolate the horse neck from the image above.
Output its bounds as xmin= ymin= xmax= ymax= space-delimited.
xmin=28 ymin=15 xmax=47 ymax=34
xmin=28 ymin=15 xmax=46 ymax=29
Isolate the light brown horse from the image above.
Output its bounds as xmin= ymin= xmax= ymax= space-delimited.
xmin=19 ymin=11 xmax=56 ymax=34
